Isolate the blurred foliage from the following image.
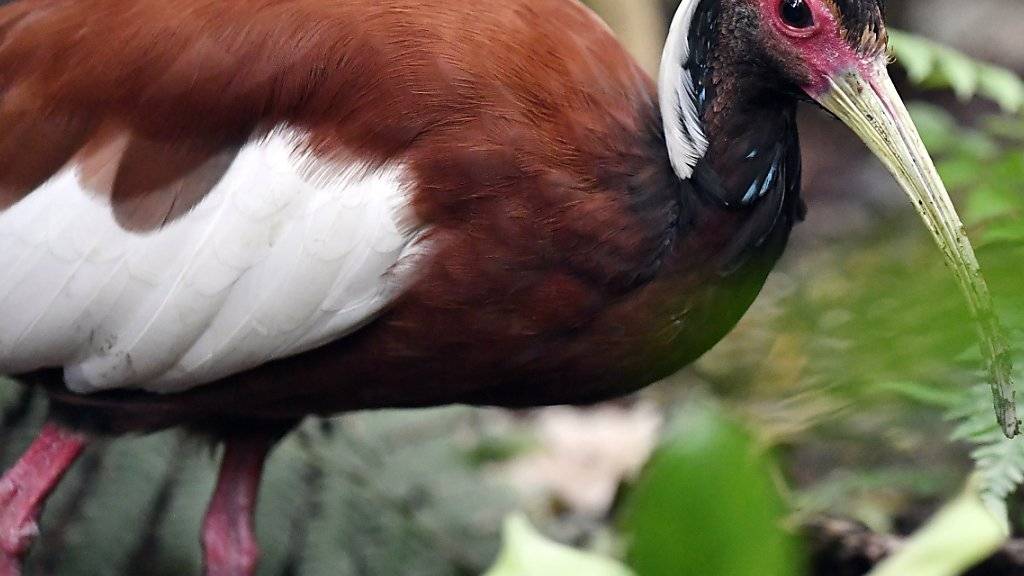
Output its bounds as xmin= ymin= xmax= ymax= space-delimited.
xmin=484 ymin=515 xmax=634 ymax=576
xmin=0 ymin=386 xmax=513 ymax=576
xmin=477 ymin=399 xmax=802 ymax=576
xmin=890 ymin=31 xmax=1024 ymax=113
xmin=658 ymin=28 xmax=1024 ymax=575
xmin=622 ymin=399 xmax=804 ymax=576
xmin=777 ymin=30 xmax=1024 ymax=574
xmin=892 ymin=94 xmax=1024 ymax=522
xmin=867 ymin=479 xmax=1006 ymax=576
xmin=763 ymin=35 xmax=1024 ymax=520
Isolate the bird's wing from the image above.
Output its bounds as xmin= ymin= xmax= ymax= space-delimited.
xmin=0 ymin=1 xmax=428 ymax=393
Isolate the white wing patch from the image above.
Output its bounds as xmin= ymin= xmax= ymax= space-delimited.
xmin=659 ymin=0 xmax=709 ymax=180
xmin=0 ymin=128 xmax=424 ymax=394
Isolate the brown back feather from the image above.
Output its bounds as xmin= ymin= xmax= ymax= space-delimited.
xmin=0 ymin=93 xmax=94 ymax=209
xmin=3 ymin=0 xmax=757 ymax=425
xmin=110 ymin=136 xmax=241 ymax=231
xmin=0 ymin=0 xmax=652 ymax=233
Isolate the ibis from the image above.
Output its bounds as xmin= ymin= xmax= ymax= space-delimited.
xmin=0 ymin=0 xmax=1013 ymax=574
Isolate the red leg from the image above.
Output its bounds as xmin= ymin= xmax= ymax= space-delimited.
xmin=0 ymin=422 xmax=88 ymax=576
xmin=202 ymin=433 xmax=278 ymax=576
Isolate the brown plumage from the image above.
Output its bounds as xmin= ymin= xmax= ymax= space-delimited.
xmin=5 ymin=1 xmax=980 ymax=575
xmin=3 ymin=0 xmax=784 ymax=427
xmin=2 ymin=3 xmax=768 ymax=572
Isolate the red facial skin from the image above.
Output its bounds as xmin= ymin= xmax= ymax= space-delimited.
xmin=757 ymin=0 xmax=881 ymax=97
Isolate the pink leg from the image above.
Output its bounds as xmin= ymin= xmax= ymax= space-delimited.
xmin=0 ymin=422 xmax=88 ymax=576
xmin=202 ymin=433 xmax=277 ymax=576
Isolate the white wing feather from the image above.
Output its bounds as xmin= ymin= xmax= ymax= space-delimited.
xmin=0 ymin=127 xmax=423 ymax=394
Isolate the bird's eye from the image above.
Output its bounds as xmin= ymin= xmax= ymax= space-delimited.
xmin=779 ymin=0 xmax=814 ymax=29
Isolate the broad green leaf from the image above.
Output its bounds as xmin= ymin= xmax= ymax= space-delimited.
xmin=483 ymin=515 xmax=635 ymax=576
xmin=622 ymin=400 xmax=804 ymax=576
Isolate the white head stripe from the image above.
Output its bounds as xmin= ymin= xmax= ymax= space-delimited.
xmin=658 ymin=0 xmax=709 ymax=180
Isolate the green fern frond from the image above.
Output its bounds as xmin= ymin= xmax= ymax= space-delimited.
xmin=888 ymin=33 xmax=1024 ymax=523
xmin=890 ymin=30 xmax=1024 ymax=114
xmin=948 ymin=380 xmax=1024 ymax=521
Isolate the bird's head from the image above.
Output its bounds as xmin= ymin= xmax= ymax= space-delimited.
xmin=755 ymin=0 xmax=888 ymax=98
xmin=660 ymin=0 xmax=897 ymax=176
xmin=660 ymin=0 xmax=1018 ymax=436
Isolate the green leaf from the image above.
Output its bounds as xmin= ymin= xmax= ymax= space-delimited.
xmin=891 ymin=30 xmax=1024 ymax=113
xmin=867 ymin=478 xmax=1007 ymax=576
xmin=889 ymin=30 xmax=936 ymax=83
xmin=947 ymin=382 xmax=1024 ymax=522
xmin=622 ymin=399 xmax=804 ymax=576
xmin=483 ymin=515 xmax=635 ymax=576
xmin=935 ymin=47 xmax=980 ymax=101
xmin=979 ymin=66 xmax=1024 ymax=114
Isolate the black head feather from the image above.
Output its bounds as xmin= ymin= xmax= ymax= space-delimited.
xmin=831 ymin=0 xmax=888 ymax=55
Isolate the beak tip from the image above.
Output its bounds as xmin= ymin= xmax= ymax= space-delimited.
xmin=999 ymin=399 xmax=1020 ymax=440
xmin=992 ymin=347 xmax=1018 ymax=439
xmin=1002 ymin=418 xmax=1019 ymax=440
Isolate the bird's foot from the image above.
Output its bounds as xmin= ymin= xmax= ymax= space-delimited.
xmin=0 ymin=423 xmax=88 ymax=576
xmin=201 ymin=433 xmax=278 ymax=576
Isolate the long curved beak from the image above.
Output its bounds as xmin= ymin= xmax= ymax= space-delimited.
xmin=814 ymin=63 xmax=1019 ymax=438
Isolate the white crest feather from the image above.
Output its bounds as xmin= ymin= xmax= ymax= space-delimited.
xmin=659 ymin=0 xmax=709 ymax=180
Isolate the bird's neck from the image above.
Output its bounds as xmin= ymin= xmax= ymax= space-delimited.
xmin=604 ymin=94 xmax=804 ymax=389
xmin=662 ymin=0 xmax=803 ymax=187
xmin=612 ymin=4 xmax=809 ymax=384
xmin=660 ymin=0 xmax=806 ymax=269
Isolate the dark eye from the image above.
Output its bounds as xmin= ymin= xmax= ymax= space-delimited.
xmin=779 ymin=0 xmax=814 ymax=29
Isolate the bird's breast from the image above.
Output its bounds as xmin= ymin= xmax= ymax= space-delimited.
xmin=175 ymin=156 xmax=801 ymax=417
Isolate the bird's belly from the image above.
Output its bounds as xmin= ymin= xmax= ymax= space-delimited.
xmin=298 ymin=202 xmax=795 ymax=413
xmin=0 ymin=129 xmax=423 ymax=394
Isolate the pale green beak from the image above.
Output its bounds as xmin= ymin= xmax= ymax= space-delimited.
xmin=815 ymin=61 xmax=1018 ymax=438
